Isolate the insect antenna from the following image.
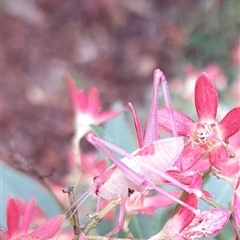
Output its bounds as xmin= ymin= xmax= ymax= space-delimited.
xmin=55 ymin=189 xmax=93 ymax=239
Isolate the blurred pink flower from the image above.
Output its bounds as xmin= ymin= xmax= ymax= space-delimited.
xmin=9 ymin=197 xmax=47 ymax=227
xmin=80 ymin=153 xmax=107 ymax=180
xmin=66 ymin=74 xmax=122 ymax=166
xmin=231 ymin=78 xmax=240 ymax=106
xmin=170 ymin=63 xmax=226 ymax=100
xmin=158 ymin=73 xmax=240 ymax=171
xmin=1 ymin=197 xmax=65 ymax=240
xmin=66 ymin=74 xmax=121 ymax=138
xmin=232 ymin=40 xmax=240 ymax=66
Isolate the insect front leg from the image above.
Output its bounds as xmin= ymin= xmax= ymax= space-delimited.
xmin=87 ymin=196 xmax=101 ymax=219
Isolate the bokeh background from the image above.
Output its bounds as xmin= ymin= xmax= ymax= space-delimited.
xmin=2 ymin=0 xmax=239 ymax=186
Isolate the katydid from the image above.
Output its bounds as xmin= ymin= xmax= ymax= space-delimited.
xmin=60 ymin=69 xmax=202 ymax=237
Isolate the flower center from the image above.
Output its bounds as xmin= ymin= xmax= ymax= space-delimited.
xmin=192 ymin=122 xmax=221 ymax=150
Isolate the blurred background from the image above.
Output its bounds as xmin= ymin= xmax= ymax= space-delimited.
xmin=2 ymin=0 xmax=240 ymax=182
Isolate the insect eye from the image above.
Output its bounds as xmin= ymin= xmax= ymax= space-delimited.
xmin=95 ymin=189 xmax=99 ymax=196
xmin=93 ymin=176 xmax=99 ymax=182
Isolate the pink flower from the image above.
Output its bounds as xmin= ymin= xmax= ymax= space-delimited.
xmin=158 ymin=73 xmax=240 ymax=171
xmin=146 ymin=155 xmax=229 ymax=240
xmin=66 ymin=74 xmax=121 ymax=138
xmin=234 ymin=176 xmax=240 ymax=228
xmin=231 ymin=40 xmax=240 ymax=66
xmin=149 ymin=193 xmax=230 ymax=240
xmin=9 ymin=197 xmax=47 ymax=227
xmin=80 ymin=153 xmax=107 ymax=180
xmin=1 ymin=197 xmax=65 ymax=240
xmin=66 ymin=74 xmax=122 ymax=165
xmin=220 ymin=131 xmax=240 ymax=177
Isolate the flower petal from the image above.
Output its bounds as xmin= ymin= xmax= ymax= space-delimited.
xmin=86 ymin=88 xmax=101 ymax=116
xmin=234 ymin=177 xmax=240 ymax=228
xmin=186 ymin=208 xmax=231 ymax=237
xmin=218 ymin=107 xmax=240 ymax=140
xmin=0 ymin=229 xmax=10 ymax=240
xmin=149 ymin=193 xmax=198 ymax=240
xmin=209 ymin=143 xmax=229 ymax=170
xmin=20 ymin=197 xmax=36 ymax=234
xmin=164 ymin=170 xmax=194 ymax=185
xmin=177 ymin=194 xmax=198 ymax=233
xmin=220 ymin=158 xmax=239 ymax=177
xmin=157 ymin=108 xmax=195 ymax=136
xmin=195 ymin=73 xmax=218 ymax=121
xmin=143 ymin=191 xmax=182 ymax=209
xmin=66 ymin=75 xmax=89 ymax=113
xmin=175 ymin=144 xmax=204 ymax=171
xmin=189 ymin=158 xmax=210 ymax=173
xmin=95 ymin=110 xmax=122 ymax=125
xmin=77 ymin=90 xmax=87 ymax=112
xmin=6 ymin=197 xmax=20 ymax=237
xmin=65 ymin=74 xmax=79 ymax=111
xmin=134 ymin=207 xmax=156 ymax=215
xmin=30 ymin=215 xmax=65 ymax=240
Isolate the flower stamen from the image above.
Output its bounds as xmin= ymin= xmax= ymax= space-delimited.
xmin=192 ymin=122 xmax=221 ymax=150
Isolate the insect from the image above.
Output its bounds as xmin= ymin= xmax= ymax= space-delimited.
xmin=60 ymin=69 xmax=202 ymax=237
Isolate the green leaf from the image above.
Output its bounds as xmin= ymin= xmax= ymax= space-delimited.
xmin=216 ymin=222 xmax=234 ymax=240
xmin=104 ymin=101 xmax=137 ymax=155
xmin=0 ymin=161 xmax=61 ymax=228
xmin=201 ymin=177 xmax=233 ymax=209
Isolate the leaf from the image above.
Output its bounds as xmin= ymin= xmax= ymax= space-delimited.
xmin=129 ymin=215 xmax=144 ymax=238
xmin=104 ymin=101 xmax=137 ymax=155
xmin=216 ymin=222 xmax=234 ymax=240
xmin=133 ymin=205 xmax=175 ymax=239
xmin=201 ymin=177 xmax=233 ymax=209
xmin=0 ymin=161 xmax=61 ymax=228
xmin=89 ymin=124 xmax=105 ymax=138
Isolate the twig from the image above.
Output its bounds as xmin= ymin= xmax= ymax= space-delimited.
xmin=83 ymin=198 xmax=121 ymax=235
xmin=63 ymin=186 xmax=82 ymax=238
xmin=84 ymin=236 xmax=135 ymax=240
